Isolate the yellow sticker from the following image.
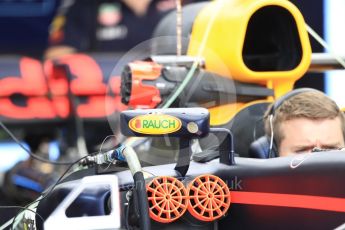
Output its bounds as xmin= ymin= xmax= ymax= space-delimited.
xmin=129 ymin=114 xmax=182 ymax=135
xmin=51 ymin=15 xmax=66 ymax=32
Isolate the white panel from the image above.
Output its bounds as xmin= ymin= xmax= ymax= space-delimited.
xmin=325 ymin=0 xmax=345 ymax=108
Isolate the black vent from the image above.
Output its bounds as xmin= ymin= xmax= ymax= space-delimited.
xmin=242 ymin=6 xmax=303 ymax=71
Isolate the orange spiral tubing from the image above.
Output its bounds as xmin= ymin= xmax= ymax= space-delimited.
xmin=187 ymin=174 xmax=231 ymax=221
xmin=146 ymin=176 xmax=188 ymax=223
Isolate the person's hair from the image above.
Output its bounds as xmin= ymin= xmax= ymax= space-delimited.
xmin=264 ymin=90 xmax=345 ymax=148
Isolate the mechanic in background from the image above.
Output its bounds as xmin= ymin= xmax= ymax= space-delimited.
xmin=44 ymin=0 xmax=207 ymax=160
xmin=45 ymin=0 xmax=203 ymax=59
xmin=263 ymin=90 xmax=345 ymax=157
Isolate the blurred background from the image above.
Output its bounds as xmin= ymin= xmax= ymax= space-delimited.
xmin=0 ymin=0 xmax=337 ymax=224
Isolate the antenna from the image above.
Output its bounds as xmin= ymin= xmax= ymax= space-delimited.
xmin=176 ymin=0 xmax=182 ymax=56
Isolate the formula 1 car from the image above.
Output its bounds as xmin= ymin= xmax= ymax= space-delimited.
xmin=1 ymin=0 xmax=345 ymax=229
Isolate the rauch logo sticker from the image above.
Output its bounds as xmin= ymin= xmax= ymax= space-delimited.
xmin=129 ymin=114 xmax=182 ymax=135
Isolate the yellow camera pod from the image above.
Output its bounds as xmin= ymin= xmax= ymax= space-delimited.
xmin=188 ymin=0 xmax=311 ymax=97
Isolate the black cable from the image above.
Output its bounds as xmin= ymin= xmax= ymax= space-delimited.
xmin=133 ymin=171 xmax=150 ymax=230
xmin=0 ymin=120 xmax=86 ymax=165
xmin=42 ymin=155 xmax=90 ymax=198
xmin=62 ymin=62 xmax=88 ymax=155
xmin=9 ymin=154 xmax=89 ymax=230
xmin=3 ymin=127 xmax=118 ymax=228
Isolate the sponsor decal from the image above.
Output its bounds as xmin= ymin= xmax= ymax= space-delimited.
xmin=98 ymin=3 xmax=122 ymax=26
xmin=129 ymin=114 xmax=182 ymax=134
xmin=97 ymin=3 xmax=127 ymax=41
xmin=49 ymin=15 xmax=66 ymax=43
xmin=0 ymin=55 xmax=127 ymax=120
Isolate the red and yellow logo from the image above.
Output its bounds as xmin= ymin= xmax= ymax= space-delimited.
xmin=129 ymin=114 xmax=182 ymax=135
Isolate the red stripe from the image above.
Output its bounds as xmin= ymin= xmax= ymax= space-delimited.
xmin=231 ymin=191 xmax=345 ymax=213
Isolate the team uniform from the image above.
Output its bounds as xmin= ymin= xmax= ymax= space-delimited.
xmin=49 ymin=0 xmax=198 ymax=52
